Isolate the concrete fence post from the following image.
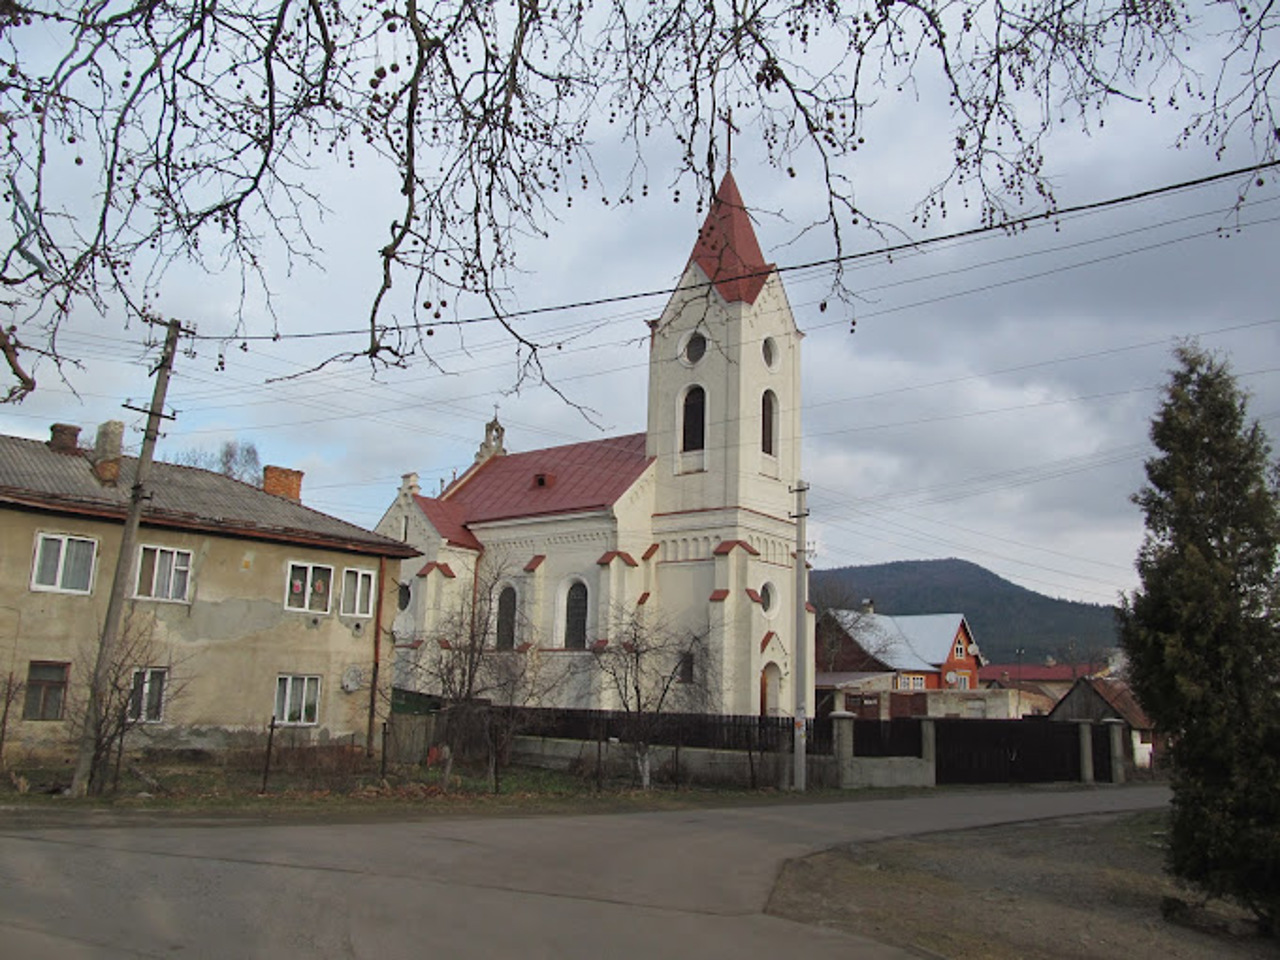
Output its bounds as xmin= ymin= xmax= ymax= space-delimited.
xmin=1077 ymin=720 xmax=1095 ymax=784
xmin=1104 ymin=719 xmax=1126 ymax=784
xmin=920 ymin=718 xmax=937 ymax=787
xmin=831 ymin=711 xmax=855 ymax=789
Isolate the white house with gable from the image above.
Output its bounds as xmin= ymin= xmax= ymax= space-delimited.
xmin=376 ymin=173 xmax=815 ymax=716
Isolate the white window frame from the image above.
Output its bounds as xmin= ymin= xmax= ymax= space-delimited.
xmin=274 ymin=674 xmax=321 ymax=726
xmin=129 ymin=668 xmax=168 ymax=723
xmin=135 ymin=545 xmax=192 ymax=602
xmin=957 ymin=674 xmax=971 ymax=690
xmin=898 ymin=674 xmax=926 ymax=691
xmin=31 ymin=533 xmax=97 ymax=594
xmin=285 ymin=562 xmax=334 ymax=613
xmin=340 ymin=567 xmax=376 ymax=618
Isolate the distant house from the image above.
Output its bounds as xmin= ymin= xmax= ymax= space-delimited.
xmin=979 ymin=661 xmax=1104 ymax=702
xmin=813 ymin=609 xmax=1035 ymax=719
xmin=824 ymin=610 xmax=985 ymax=691
xmin=0 ymin=422 xmax=418 ymax=757
xmin=1049 ymin=676 xmax=1157 ymax=768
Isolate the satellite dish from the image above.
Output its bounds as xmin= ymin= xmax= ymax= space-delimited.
xmin=967 ymin=644 xmax=979 ymax=655
xmin=945 ymin=671 xmax=958 ymax=684
xmin=341 ymin=665 xmax=365 ymax=693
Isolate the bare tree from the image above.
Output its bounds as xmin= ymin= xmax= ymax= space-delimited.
xmin=2 ymin=1 xmax=1277 ymax=401
xmin=1047 ymin=637 xmax=1114 ymax=677
xmin=0 ymin=668 xmax=21 ymax=772
xmin=809 ymin=579 xmax=894 ymax=674
xmin=64 ymin=609 xmax=186 ymax=795
xmin=400 ymin=557 xmax=566 ymax=792
xmin=170 ymin=440 xmax=263 ymax=486
xmin=587 ymin=606 xmax=715 ymax=789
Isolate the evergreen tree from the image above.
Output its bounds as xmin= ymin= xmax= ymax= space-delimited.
xmin=1119 ymin=343 xmax=1280 ymax=932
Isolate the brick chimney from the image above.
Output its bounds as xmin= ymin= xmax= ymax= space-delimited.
xmin=262 ymin=465 xmax=303 ymax=502
xmin=91 ymin=420 xmax=125 ymax=485
xmin=48 ymin=423 xmax=81 ymax=454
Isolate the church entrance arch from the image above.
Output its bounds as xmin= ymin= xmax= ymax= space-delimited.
xmin=760 ymin=662 xmax=782 ymax=716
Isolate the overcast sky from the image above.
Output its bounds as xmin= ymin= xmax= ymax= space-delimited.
xmin=4 ymin=59 xmax=1278 ymax=609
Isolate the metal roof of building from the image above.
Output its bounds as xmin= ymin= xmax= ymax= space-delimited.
xmin=420 ymin=433 xmax=652 ymax=534
xmin=0 ymin=432 xmax=417 ymax=558
xmin=833 ymin=610 xmax=974 ymax=673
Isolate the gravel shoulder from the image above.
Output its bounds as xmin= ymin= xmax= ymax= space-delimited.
xmin=766 ymin=810 xmax=1275 ymax=959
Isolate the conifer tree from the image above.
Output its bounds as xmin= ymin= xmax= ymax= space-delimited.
xmin=1119 ymin=343 xmax=1280 ymax=933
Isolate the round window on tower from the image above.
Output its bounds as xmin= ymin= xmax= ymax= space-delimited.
xmin=762 ymin=337 xmax=777 ymax=370
xmin=684 ymin=331 xmax=707 ymax=365
xmin=760 ymin=581 xmax=777 ymax=616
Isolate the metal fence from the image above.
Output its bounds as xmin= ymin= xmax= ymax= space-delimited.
xmin=851 ymin=717 xmax=924 ymax=757
xmin=933 ymin=716 xmax=1111 ymax=784
xmin=511 ymin=707 xmax=836 ymax=754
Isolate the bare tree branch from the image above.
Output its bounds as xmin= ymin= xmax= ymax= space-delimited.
xmin=0 ymin=0 xmax=1275 ymax=401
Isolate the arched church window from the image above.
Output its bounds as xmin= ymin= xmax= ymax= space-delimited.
xmin=496 ymin=586 xmax=517 ymax=650
xmin=762 ymin=390 xmax=777 ymax=456
xmin=565 ymin=581 xmax=588 ymax=650
xmin=682 ymin=386 xmax=706 ymax=452
xmin=762 ymin=337 xmax=777 ymax=369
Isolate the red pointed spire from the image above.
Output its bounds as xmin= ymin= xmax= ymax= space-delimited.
xmin=688 ymin=172 xmax=774 ymax=305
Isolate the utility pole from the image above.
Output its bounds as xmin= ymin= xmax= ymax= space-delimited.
xmin=791 ymin=480 xmax=810 ymax=792
xmin=70 ymin=319 xmax=183 ymax=796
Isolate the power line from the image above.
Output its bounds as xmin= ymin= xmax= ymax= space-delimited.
xmin=182 ymin=159 xmax=1280 ymax=344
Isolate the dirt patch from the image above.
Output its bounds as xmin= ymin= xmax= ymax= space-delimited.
xmin=767 ymin=810 xmax=1275 ymax=959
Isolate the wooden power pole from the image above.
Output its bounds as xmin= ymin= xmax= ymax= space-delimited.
xmin=70 ymin=319 xmax=183 ymax=796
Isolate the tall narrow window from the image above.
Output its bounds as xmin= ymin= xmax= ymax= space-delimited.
xmin=341 ymin=568 xmax=376 ymax=617
xmin=496 ymin=586 xmax=517 ymax=650
xmin=565 ymin=582 xmax=588 ymax=650
xmin=129 ymin=668 xmax=167 ymax=722
xmin=762 ymin=390 xmax=777 ymax=456
xmin=682 ymin=386 xmax=705 ymax=452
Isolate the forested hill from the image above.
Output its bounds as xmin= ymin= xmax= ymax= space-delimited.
xmin=810 ymin=559 xmax=1119 ymax=663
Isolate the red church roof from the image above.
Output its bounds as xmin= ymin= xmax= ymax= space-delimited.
xmin=412 ymin=496 xmax=483 ymax=552
xmin=421 ymin=433 xmax=651 ymax=533
xmin=689 ymin=172 xmax=774 ymax=305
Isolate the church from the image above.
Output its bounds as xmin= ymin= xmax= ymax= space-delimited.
xmin=376 ymin=173 xmax=814 ymax=717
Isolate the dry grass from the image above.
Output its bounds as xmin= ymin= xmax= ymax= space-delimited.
xmin=767 ymin=810 xmax=1275 ymax=959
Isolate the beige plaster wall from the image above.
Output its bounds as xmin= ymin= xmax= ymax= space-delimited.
xmin=1 ymin=509 xmax=398 ymax=754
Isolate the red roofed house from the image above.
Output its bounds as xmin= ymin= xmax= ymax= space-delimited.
xmin=979 ymin=661 xmax=1104 ymax=702
xmin=377 ymin=172 xmax=815 ymax=716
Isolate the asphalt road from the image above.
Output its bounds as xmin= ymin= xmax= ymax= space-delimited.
xmin=0 ymin=785 xmax=1170 ymax=959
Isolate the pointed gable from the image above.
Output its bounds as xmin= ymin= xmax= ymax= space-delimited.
xmin=440 ymin=433 xmax=651 ymax=525
xmin=689 ymin=172 xmax=775 ymax=305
